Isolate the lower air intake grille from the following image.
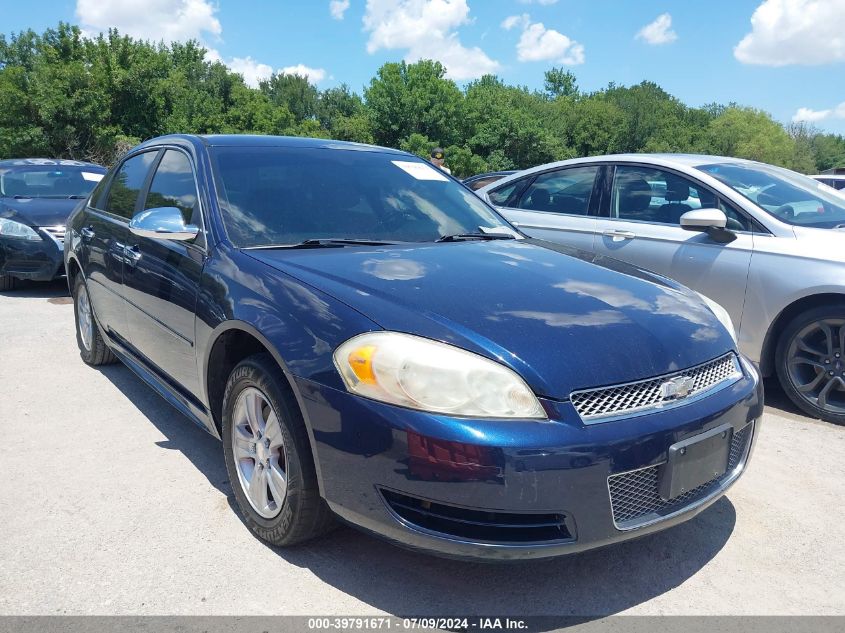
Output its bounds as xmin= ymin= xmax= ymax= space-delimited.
xmin=381 ymin=489 xmax=573 ymax=543
xmin=608 ymin=422 xmax=753 ymax=530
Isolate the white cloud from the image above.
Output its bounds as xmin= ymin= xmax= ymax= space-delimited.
xmin=330 ymin=0 xmax=351 ymax=19
xmin=280 ymin=64 xmax=328 ymax=84
xmin=76 ymin=1 xmax=328 ymax=88
xmin=227 ymin=56 xmax=275 ymax=87
xmin=363 ymin=0 xmax=500 ymax=80
xmin=502 ymin=14 xmax=584 ymax=65
xmin=501 ymin=14 xmax=530 ymax=31
xmin=76 ymin=0 xmax=221 ymax=42
xmin=635 ymin=13 xmax=678 ymax=45
xmin=735 ymin=0 xmax=845 ymax=65
xmin=792 ymin=102 xmax=845 ymax=122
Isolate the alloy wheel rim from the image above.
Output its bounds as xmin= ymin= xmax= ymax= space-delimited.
xmin=77 ymin=285 xmax=94 ymax=352
xmin=231 ymin=387 xmax=288 ymax=519
xmin=786 ymin=318 xmax=845 ymax=415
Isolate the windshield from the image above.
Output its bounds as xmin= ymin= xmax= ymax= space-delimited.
xmin=0 ymin=165 xmax=105 ymax=199
xmin=211 ymin=146 xmax=513 ymax=247
xmin=698 ymin=162 xmax=845 ymax=229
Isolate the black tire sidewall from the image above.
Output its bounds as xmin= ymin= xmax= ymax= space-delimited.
xmin=776 ymin=304 xmax=845 ymax=425
xmin=72 ymin=275 xmax=98 ymax=365
xmin=221 ymin=355 xmax=312 ymax=541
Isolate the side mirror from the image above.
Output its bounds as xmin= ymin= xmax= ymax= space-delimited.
xmin=129 ymin=207 xmax=199 ymax=242
xmin=679 ymin=208 xmax=728 ymax=230
xmin=680 ymin=208 xmax=736 ymax=244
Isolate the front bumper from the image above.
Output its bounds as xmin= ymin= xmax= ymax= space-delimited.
xmin=294 ymin=358 xmax=763 ymax=561
xmin=0 ymin=232 xmax=64 ymax=281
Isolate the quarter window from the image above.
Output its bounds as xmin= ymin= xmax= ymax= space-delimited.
xmin=104 ymin=152 xmax=158 ymax=219
xmin=517 ymin=167 xmax=598 ymax=215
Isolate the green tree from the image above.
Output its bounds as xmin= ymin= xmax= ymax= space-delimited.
xmin=364 ymin=60 xmax=462 ymax=148
xmin=544 ymin=67 xmax=578 ymax=99
xmin=260 ymin=73 xmax=318 ymax=122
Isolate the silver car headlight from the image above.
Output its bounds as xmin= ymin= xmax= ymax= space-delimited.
xmin=697 ymin=292 xmax=737 ymax=343
xmin=0 ymin=218 xmax=41 ymax=241
xmin=333 ymin=332 xmax=546 ymax=419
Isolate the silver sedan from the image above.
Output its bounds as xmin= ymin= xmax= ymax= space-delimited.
xmin=478 ymin=154 xmax=845 ymax=424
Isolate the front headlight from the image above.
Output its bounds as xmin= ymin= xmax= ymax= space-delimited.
xmin=333 ymin=332 xmax=546 ymax=419
xmin=0 ymin=218 xmax=41 ymax=241
xmin=697 ymin=292 xmax=737 ymax=343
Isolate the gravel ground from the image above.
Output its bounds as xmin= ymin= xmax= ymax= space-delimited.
xmin=0 ymin=280 xmax=843 ymax=617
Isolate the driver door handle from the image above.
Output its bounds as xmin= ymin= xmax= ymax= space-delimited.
xmin=602 ymin=229 xmax=636 ymax=242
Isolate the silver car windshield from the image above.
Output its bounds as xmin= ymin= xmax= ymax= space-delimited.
xmin=699 ymin=162 xmax=845 ymax=229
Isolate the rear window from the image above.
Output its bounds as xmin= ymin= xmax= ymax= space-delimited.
xmin=0 ymin=165 xmax=105 ymax=199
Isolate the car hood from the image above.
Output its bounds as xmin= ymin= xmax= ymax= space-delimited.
xmin=0 ymin=197 xmax=82 ymax=227
xmin=248 ymin=239 xmax=735 ymax=400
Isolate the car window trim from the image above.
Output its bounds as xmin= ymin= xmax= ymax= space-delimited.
xmin=136 ymin=145 xmax=208 ymax=254
xmin=601 ymin=162 xmax=765 ymax=236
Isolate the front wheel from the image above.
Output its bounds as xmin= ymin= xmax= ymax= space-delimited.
xmin=776 ymin=305 xmax=845 ymax=425
xmin=221 ymin=353 xmax=334 ymax=545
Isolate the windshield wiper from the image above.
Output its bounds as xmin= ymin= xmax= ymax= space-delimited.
xmin=66 ymin=195 xmax=86 ymax=199
xmin=12 ymin=195 xmax=32 ymax=199
xmin=247 ymin=238 xmax=401 ymax=250
xmin=435 ymin=232 xmax=516 ymax=243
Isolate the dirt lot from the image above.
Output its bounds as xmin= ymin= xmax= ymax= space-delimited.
xmin=1 ymin=280 xmax=843 ymax=617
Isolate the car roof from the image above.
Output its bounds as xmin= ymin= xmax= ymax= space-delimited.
xmin=136 ymin=133 xmax=409 ymax=156
xmin=0 ymin=158 xmax=106 ymax=169
xmin=811 ymin=174 xmax=845 ymax=180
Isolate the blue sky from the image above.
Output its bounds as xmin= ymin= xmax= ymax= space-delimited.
xmin=3 ymin=0 xmax=844 ymax=133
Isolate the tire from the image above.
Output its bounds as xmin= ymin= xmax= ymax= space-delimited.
xmin=776 ymin=304 xmax=845 ymax=425
xmin=72 ymin=275 xmax=117 ymax=366
xmin=222 ymin=353 xmax=334 ymax=546
xmin=0 ymin=274 xmax=17 ymax=291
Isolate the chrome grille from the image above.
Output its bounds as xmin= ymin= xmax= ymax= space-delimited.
xmin=570 ymin=353 xmax=742 ymax=422
xmin=607 ymin=422 xmax=753 ymax=530
xmin=41 ymin=225 xmax=66 ymax=245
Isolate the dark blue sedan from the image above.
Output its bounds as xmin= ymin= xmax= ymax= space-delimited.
xmin=0 ymin=159 xmax=107 ymax=290
xmin=64 ymin=135 xmax=762 ymax=560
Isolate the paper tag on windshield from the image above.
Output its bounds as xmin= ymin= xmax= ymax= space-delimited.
xmin=391 ymin=161 xmax=449 ymax=182
xmin=81 ymin=172 xmax=104 ymax=182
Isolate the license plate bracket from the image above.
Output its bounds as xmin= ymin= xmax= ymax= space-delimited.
xmin=659 ymin=423 xmax=732 ymax=501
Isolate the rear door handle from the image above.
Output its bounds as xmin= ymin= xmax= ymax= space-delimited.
xmin=602 ymin=230 xmax=636 ymax=242
xmin=80 ymin=227 xmax=95 ymax=240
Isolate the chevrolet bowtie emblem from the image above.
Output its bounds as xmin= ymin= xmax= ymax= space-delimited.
xmin=659 ymin=375 xmax=695 ymax=400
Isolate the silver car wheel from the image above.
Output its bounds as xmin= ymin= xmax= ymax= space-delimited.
xmin=231 ymin=387 xmax=288 ymax=519
xmin=77 ymin=284 xmax=94 ymax=352
xmin=787 ymin=318 xmax=845 ymax=415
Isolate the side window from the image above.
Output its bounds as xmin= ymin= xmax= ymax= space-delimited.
xmin=517 ymin=167 xmax=598 ymax=215
xmin=718 ymin=199 xmax=753 ymax=232
xmin=611 ymin=166 xmax=711 ymax=225
xmin=104 ymin=152 xmax=158 ymax=219
xmin=143 ymin=150 xmax=201 ymax=227
xmin=488 ymin=179 xmax=527 ymax=207
xmin=88 ymin=175 xmax=111 ymax=210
